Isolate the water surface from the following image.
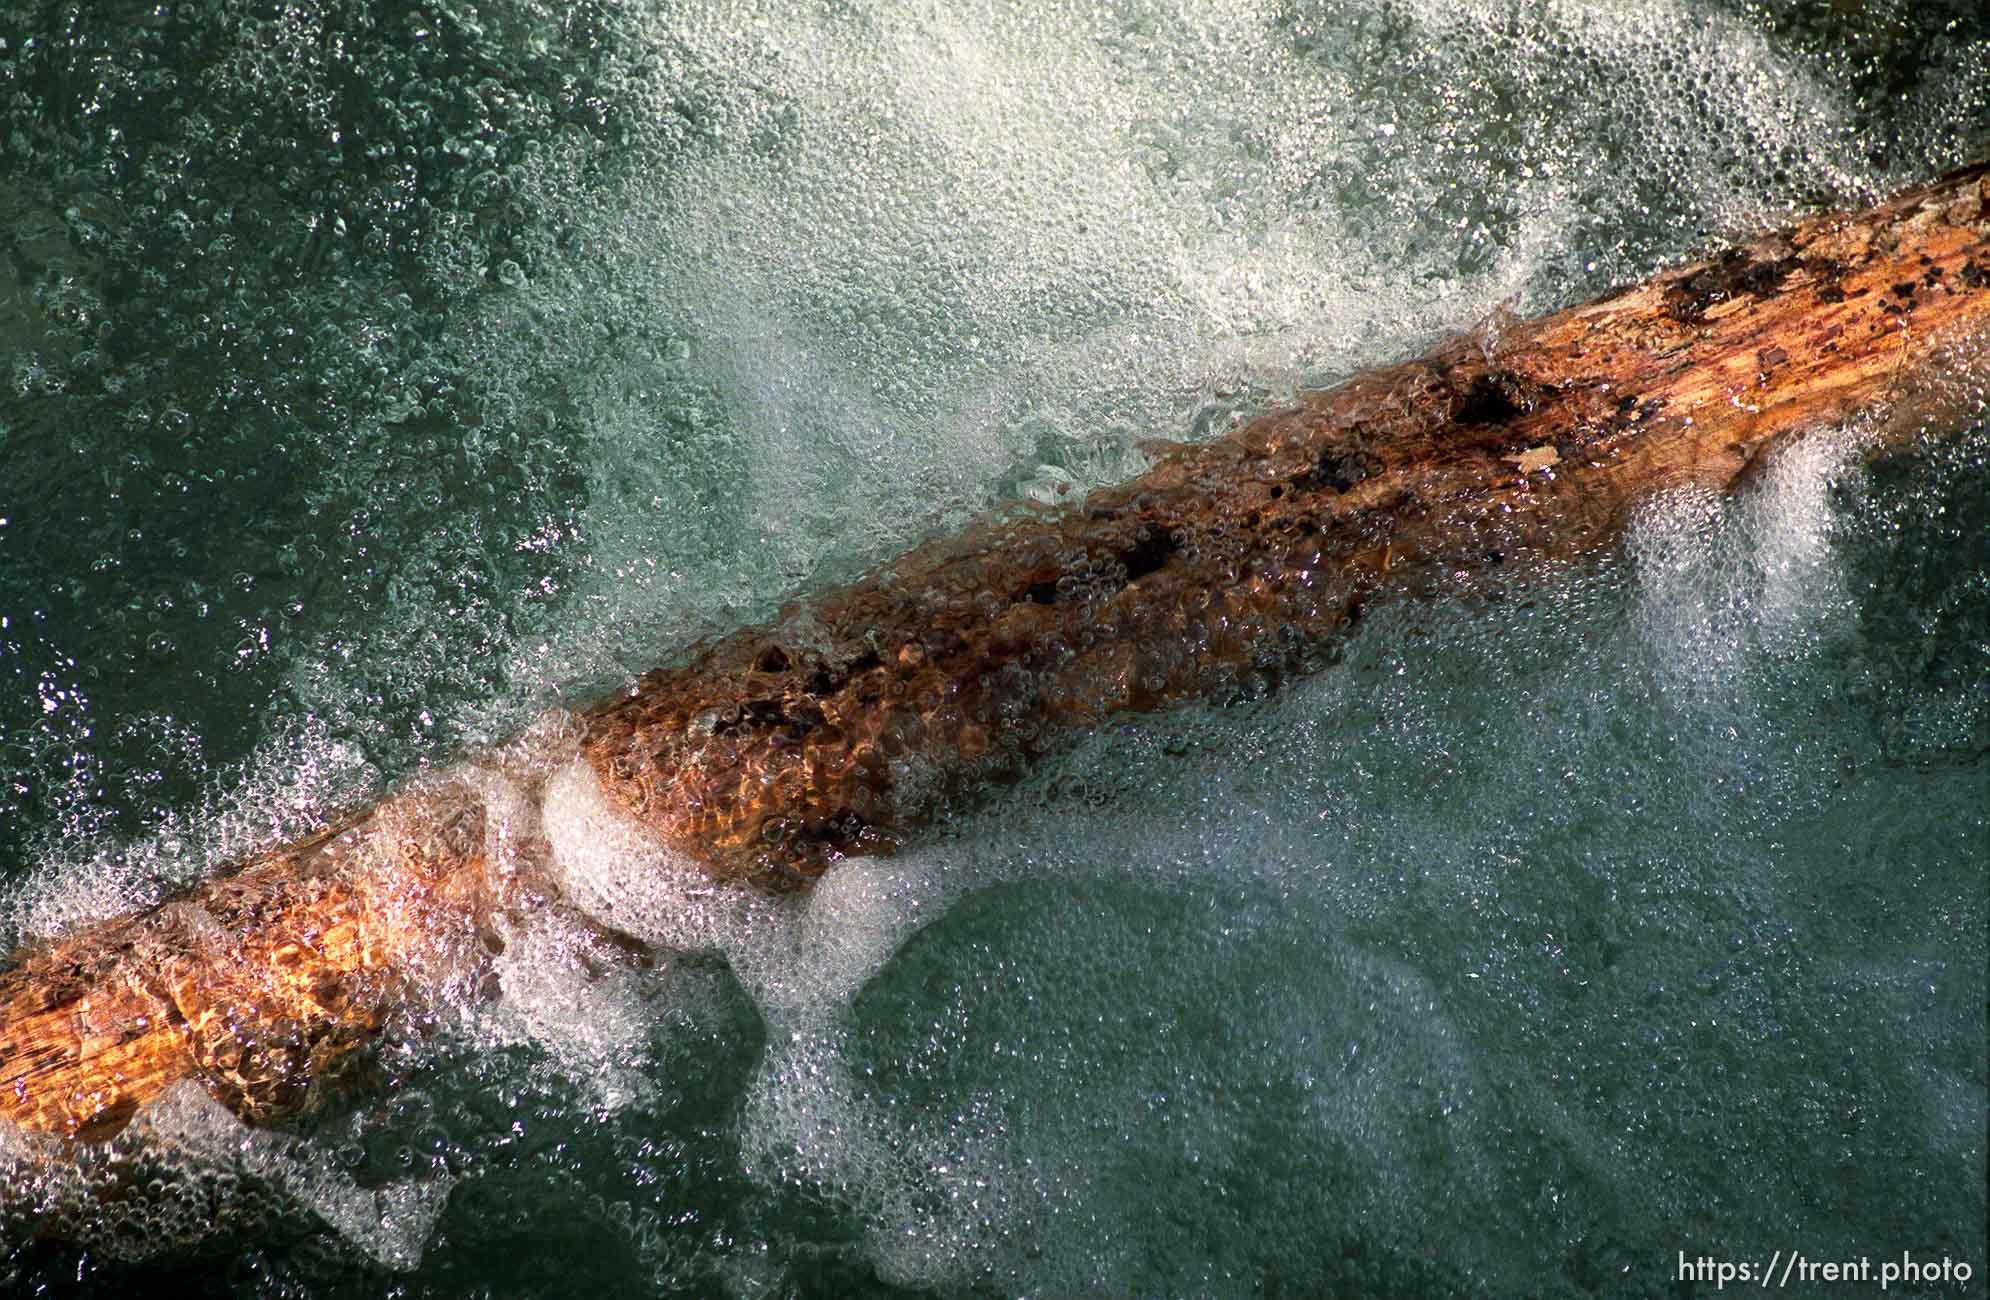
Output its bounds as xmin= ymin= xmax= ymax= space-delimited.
xmin=0 ymin=0 xmax=1984 ymax=1294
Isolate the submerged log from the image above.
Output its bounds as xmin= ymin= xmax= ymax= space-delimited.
xmin=3 ymin=161 xmax=1987 ymax=1143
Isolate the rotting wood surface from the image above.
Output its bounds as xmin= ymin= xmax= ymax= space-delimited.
xmin=3 ymin=161 xmax=1986 ymax=1144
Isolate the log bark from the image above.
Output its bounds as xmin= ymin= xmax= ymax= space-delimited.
xmin=3 ymin=161 xmax=1986 ymax=1143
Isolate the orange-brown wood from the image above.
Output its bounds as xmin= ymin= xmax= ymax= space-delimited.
xmin=579 ymin=161 xmax=1990 ymax=883
xmin=2 ymin=161 xmax=1985 ymax=1142
xmin=0 ymin=782 xmax=507 ymax=1141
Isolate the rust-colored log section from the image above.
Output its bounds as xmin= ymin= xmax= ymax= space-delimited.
xmin=580 ymin=160 xmax=1990 ymax=883
xmin=0 ymin=783 xmax=508 ymax=1141
xmin=1 ymin=161 xmax=1986 ymax=1144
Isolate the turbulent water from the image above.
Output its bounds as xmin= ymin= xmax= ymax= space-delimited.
xmin=0 ymin=0 xmax=1985 ymax=1295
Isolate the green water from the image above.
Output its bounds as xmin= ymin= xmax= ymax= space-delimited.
xmin=0 ymin=0 xmax=1985 ymax=1295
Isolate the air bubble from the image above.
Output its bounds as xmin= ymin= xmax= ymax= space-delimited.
xmin=2 ymin=0 xmax=1984 ymax=1289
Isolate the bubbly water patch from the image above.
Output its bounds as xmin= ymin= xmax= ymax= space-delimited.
xmin=0 ymin=710 xmax=380 ymax=948
xmin=1916 ymin=1065 xmax=1988 ymax=1176
xmin=2 ymin=0 xmax=1986 ymax=1290
xmin=481 ymin=912 xmax=665 ymax=1114
xmin=1388 ymin=0 xmax=1863 ymax=221
xmin=144 ymin=1085 xmax=457 ymax=1272
xmin=738 ymin=877 xmax=1513 ymax=1296
xmin=1627 ymin=429 xmax=1861 ymax=700
xmin=771 ymin=856 xmax=948 ymax=1019
xmin=684 ymin=431 xmax=1982 ymax=1293
xmin=0 ymin=1 xmax=665 ymax=880
xmin=455 ymin=0 xmax=1964 ymax=699
xmin=0 ymin=1117 xmax=284 ymax=1266
xmin=538 ymin=759 xmax=784 ymax=957
xmin=1733 ymin=429 xmax=1861 ymax=651
xmin=0 ymin=1084 xmax=453 ymax=1271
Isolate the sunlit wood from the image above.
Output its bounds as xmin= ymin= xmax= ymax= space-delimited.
xmin=4 ymin=161 xmax=1984 ymax=1142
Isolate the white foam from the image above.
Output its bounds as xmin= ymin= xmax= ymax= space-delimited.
xmin=5 ymin=0 xmax=1982 ymax=1285
xmin=536 ymin=755 xmax=956 ymax=1017
xmin=0 ymin=1085 xmax=454 ymax=1270
xmin=1628 ymin=430 xmax=1860 ymax=699
xmin=1734 ymin=427 xmax=1860 ymax=654
xmin=2 ymin=711 xmax=378 ymax=948
xmin=142 ymin=1083 xmax=456 ymax=1272
xmin=538 ymin=757 xmax=785 ymax=957
xmin=728 ymin=869 xmax=1516 ymax=1295
xmin=480 ymin=910 xmax=664 ymax=1114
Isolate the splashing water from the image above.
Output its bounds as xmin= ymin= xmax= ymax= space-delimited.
xmin=0 ymin=0 xmax=1984 ymax=1293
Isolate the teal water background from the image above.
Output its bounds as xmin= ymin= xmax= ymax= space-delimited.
xmin=0 ymin=0 xmax=1985 ymax=1294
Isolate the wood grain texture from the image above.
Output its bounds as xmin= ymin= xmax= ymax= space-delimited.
xmin=2 ymin=161 xmax=1985 ymax=1142
xmin=580 ymin=161 xmax=1990 ymax=884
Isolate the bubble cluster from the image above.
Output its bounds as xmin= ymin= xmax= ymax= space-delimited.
xmin=704 ymin=429 xmax=1984 ymax=1294
xmin=0 ymin=1083 xmax=450 ymax=1272
xmin=0 ymin=0 xmax=654 ymax=878
xmin=483 ymin=0 xmax=1989 ymax=698
xmin=0 ymin=0 xmax=1984 ymax=1291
